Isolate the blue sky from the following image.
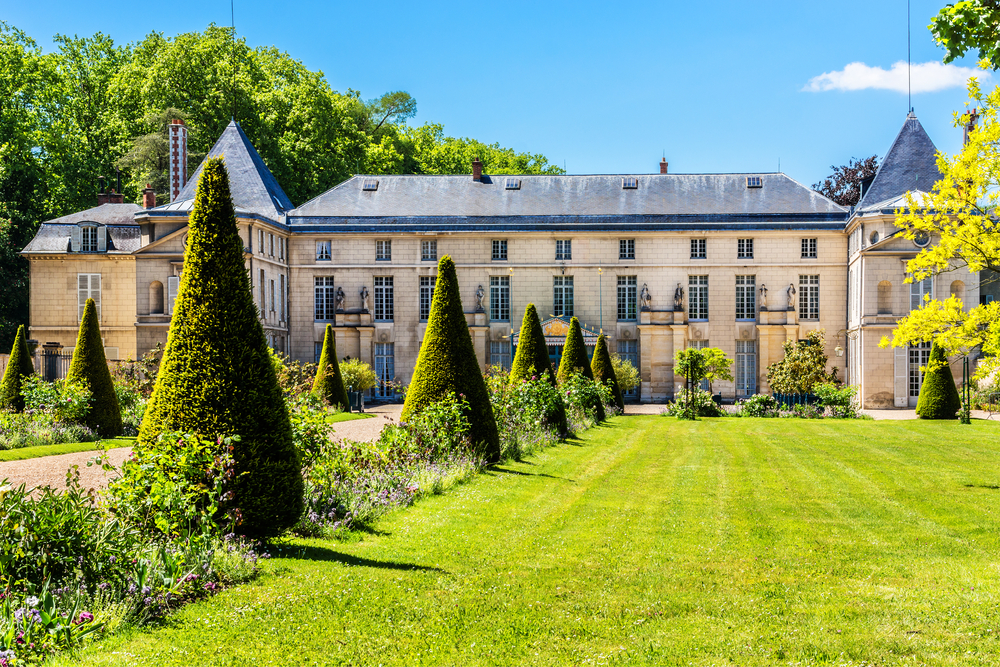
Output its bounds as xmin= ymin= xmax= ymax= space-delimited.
xmin=7 ymin=0 xmax=989 ymax=187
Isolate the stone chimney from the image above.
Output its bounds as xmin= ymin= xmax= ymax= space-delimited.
xmin=168 ymin=119 xmax=189 ymax=201
xmin=472 ymin=157 xmax=482 ymax=182
xmin=142 ymin=184 xmax=157 ymax=209
xmin=659 ymin=158 xmax=668 ymax=174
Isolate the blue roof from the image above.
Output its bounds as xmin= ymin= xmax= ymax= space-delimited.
xmin=858 ymin=112 xmax=943 ymax=211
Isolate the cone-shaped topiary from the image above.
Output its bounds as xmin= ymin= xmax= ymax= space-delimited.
xmin=510 ymin=304 xmax=554 ymax=384
xmin=402 ymin=255 xmax=500 ymax=462
xmin=137 ymin=157 xmax=302 ymax=538
xmin=0 ymin=325 xmax=34 ymax=413
xmin=558 ymin=317 xmax=605 ymax=422
xmin=65 ymin=300 xmax=123 ymax=436
xmin=510 ymin=304 xmax=567 ymax=434
xmin=312 ymin=324 xmax=350 ymax=410
xmin=591 ymin=333 xmax=624 ymax=411
xmin=916 ymin=342 xmax=961 ymax=419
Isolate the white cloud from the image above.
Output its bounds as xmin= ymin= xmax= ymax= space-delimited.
xmin=803 ymin=61 xmax=987 ymax=93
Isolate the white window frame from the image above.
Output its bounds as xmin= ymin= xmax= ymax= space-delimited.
xmin=735 ymin=340 xmax=757 ymax=397
xmin=737 ymin=238 xmax=753 ymax=259
xmin=81 ymin=227 xmax=98 ymax=252
xmin=376 ymin=240 xmax=392 ymax=261
xmin=555 ymin=239 xmax=572 ymax=261
xmin=316 ymin=241 xmax=331 ymax=261
xmin=421 ymin=240 xmax=437 ymax=262
xmin=490 ymin=340 xmax=511 ymax=370
xmin=617 ymin=275 xmax=637 ymax=321
xmin=314 ymin=276 xmax=336 ymax=321
xmin=492 ymin=239 xmax=508 ymax=261
xmin=490 ymin=275 xmax=510 ymax=322
xmin=619 ymin=239 xmax=635 ymax=260
xmin=553 ymin=276 xmax=574 ymax=316
xmin=736 ymin=275 xmax=756 ymax=320
xmin=77 ymin=273 xmax=101 ymax=321
xmin=801 ymin=238 xmax=817 ymax=259
xmin=688 ymin=275 xmax=708 ymax=321
xmin=690 ymin=238 xmax=706 ymax=259
xmin=910 ymin=276 xmax=933 ymax=312
xmin=799 ymin=275 xmax=820 ymax=321
xmin=374 ymin=276 xmax=394 ymax=321
xmin=419 ymin=276 xmax=436 ymax=322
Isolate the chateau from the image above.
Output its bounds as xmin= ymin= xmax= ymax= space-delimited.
xmin=21 ymin=113 xmax=977 ymax=407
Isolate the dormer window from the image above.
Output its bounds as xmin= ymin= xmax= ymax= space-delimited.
xmin=622 ymin=177 xmax=638 ymax=189
xmin=362 ymin=179 xmax=379 ymax=191
xmin=505 ymin=178 xmax=521 ymax=190
xmin=82 ymin=226 xmax=98 ymax=252
xmin=746 ymin=176 xmax=762 ymax=188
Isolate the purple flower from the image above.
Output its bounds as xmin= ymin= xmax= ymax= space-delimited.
xmin=74 ymin=611 xmax=94 ymax=625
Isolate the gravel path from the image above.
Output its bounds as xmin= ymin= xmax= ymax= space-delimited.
xmin=0 ymin=445 xmax=131 ymax=493
xmin=331 ymin=403 xmax=403 ymax=441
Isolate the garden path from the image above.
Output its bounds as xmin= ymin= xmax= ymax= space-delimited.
xmin=331 ymin=403 xmax=402 ymax=442
xmin=0 ymin=445 xmax=130 ymax=492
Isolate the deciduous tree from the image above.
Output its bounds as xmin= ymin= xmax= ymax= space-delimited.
xmin=812 ymin=155 xmax=879 ymax=206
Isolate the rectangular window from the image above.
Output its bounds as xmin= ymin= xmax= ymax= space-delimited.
xmin=82 ymin=227 xmax=98 ymax=252
xmin=374 ymin=276 xmax=394 ymax=321
xmin=421 ymin=240 xmax=437 ymax=262
xmin=314 ymin=276 xmax=336 ymax=321
xmin=419 ymin=276 xmax=436 ymax=322
xmin=801 ymin=238 xmax=817 ymax=258
xmin=799 ymin=274 xmax=820 ymax=320
xmin=268 ymin=233 xmax=274 ymax=257
xmin=269 ymin=279 xmax=275 ymax=313
xmin=490 ymin=341 xmax=511 ymax=370
xmin=279 ymin=237 xmax=285 ymax=261
xmin=690 ymin=238 xmax=706 ymax=259
xmin=259 ymin=269 xmax=266 ymax=314
xmin=375 ymin=343 xmax=395 ymax=398
xmin=688 ymin=275 xmax=708 ymax=321
xmin=259 ymin=230 xmax=265 ymax=255
xmin=167 ymin=276 xmax=179 ymax=315
xmin=619 ymin=239 xmax=635 ymax=260
xmin=279 ymin=274 xmax=286 ymax=321
xmin=617 ymin=340 xmax=638 ymax=398
xmin=316 ymin=241 xmax=331 ymax=261
xmin=617 ymin=275 xmax=637 ymax=321
xmin=314 ymin=342 xmax=324 ymax=363
xmin=909 ymin=342 xmax=932 ymax=397
xmin=77 ymin=273 xmax=101 ymax=321
xmin=910 ymin=276 xmax=933 ymax=311
xmin=492 ymin=239 xmax=508 ymax=261
xmin=376 ymin=240 xmax=392 ymax=261
xmin=553 ymin=276 xmax=574 ymax=316
xmin=490 ymin=276 xmax=510 ymax=322
xmin=555 ymin=239 xmax=572 ymax=261
xmin=735 ymin=340 xmax=757 ymax=397
xmin=735 ymin=275 xmax=756 ymax=320
xmin=737 ymin=238 xmax=754 ymax=259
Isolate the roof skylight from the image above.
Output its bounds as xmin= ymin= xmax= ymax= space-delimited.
xmin=362 ymin=178 xmax=379 ymax=191
xmin=505 ymin=178 xmax=521 ymax=190
xmin=746 ymin=176 xmax=762 ymax=188
xmin=622 ymin=177 xmax=638 ymax=189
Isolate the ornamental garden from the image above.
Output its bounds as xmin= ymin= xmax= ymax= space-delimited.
xmin=0 ymin=159 xmax=997 ymax=665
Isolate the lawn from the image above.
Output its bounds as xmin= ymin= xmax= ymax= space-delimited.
xmin=327 ymin=410 xmax=373 ymax=423
xmin=0 ymin=438 xmax=133 ymax=462
xmin=62 ymin=417 xmax=1000 ymax=666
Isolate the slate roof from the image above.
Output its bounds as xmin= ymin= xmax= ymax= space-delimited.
xmin=289 ymin=173 xmax=847 ymax=222
xmin=21 ymin=224 xmax=141 ymax=254
xmin=858 ymin=112 xmax=943 ymax=212
xmin=158 ymin=121 xmax=294 ymax=222
xmin=37 ymin=203 xmax=142 ymax=227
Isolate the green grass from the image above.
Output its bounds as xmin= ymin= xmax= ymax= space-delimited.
xmin=61 ymin=417 xmax=1000 ymax=666
xmin=0 ymin=438 xmax=133 ymax=462
xmin=326 ymin=410 xmax=372 ymax=423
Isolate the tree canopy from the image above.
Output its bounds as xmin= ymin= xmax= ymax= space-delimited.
xmin=812 ymin=155 xmax=879 ymax=206
xmin=0 ymin=22 xmax=563 ymax=349
xmin=930 ymin=1 xmax=1000 ymax=67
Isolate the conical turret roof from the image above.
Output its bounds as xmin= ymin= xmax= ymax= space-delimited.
xmin=858 ymin=112 xmax=943 ymax=211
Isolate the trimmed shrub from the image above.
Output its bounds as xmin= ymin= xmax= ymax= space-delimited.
xmin=0 ymin=324 xmax=34 ymax=412
xmin=312 ymin=324 xmax=349 ymax=410
xmin=137 ymin=157 xmax=303 ymax=538
xmin=557 ymin=317 xmax=605 ymax=421
xmin=510 ymin=304 xmax=553 ymax=383
xmin=402 ymin=255 xmax=500 ymax=462
xmin=916 ymin=342 xmax=961 ymax=419
xmin=591 ymin=333 xmax=624 ymax=411
xmin=65 ymin=300 xmax=123 ymax=437
xmin=509 ymin=304 xmax=566 ymax=434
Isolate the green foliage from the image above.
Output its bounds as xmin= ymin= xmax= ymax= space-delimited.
xmin=402 ymin=255 xmax=500 ymax=462
xmin=673 ymin=348 xmax=708 ymax=386
xmin=811 ymin=155 xmax=880 ymax=206
xmin=813 ymin=382 xmax=860 ymax=418
xmin=930 ymin=1 xmax=1000 ymax=66
xmin=737 ymin=393 xmax=779 ymax=418
xmin=0 ymin=412 xmax=97 ymax=450
xmin=610 ymin=352 xmax=640 ymax=393
xmin=65 ymin=299 xmax=123 ymax=437
xmin=591 ymin=334 xmax=624 ymax=411
xmin=665 ymin=388 xmax=725 ymax=418
xmin=288 ymin=393 xmax=337 ymax=464
xmin=486 ymin=366 xmax=563 ymax=461
xmin=20 ymin=376 xmax=92 ymax=424
xmin=766 ymin=330 xmax=837 ymax=394
xmin=916 ymin=343 xmax=962 ymax=420
xmin=0 ymin=324 xmax=34 ymax=412
xmin=509 ymin=304 xmax=553 ymax=383
xmin=556 ymin=317 xmax=592 ymax=384
xmin=339 ymin=358 xmax=379 ymax=392
xmin=137 ymin=158 xmax=302 ymax=538
xmin=312 ymin=325 xmax=349 ymax=410
xmin=560 ymin=372 xmax=610 ymax=428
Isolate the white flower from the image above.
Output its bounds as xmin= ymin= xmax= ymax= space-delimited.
xmin=26 ymin=596 xmax=39 ymax=608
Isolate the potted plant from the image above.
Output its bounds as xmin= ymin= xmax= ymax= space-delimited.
xmin=339 ymin=357 xmax=379 ymax=412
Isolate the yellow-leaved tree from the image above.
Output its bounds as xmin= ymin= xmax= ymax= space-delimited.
xmin=881 ymin=68 xmax=1000 ymax=381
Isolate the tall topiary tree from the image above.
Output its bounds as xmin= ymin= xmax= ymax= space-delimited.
xmin=0 ymin=325 xmax=34 ymax=413
xmin=591 ymin=333 xmax=624 ymax=411
xmin=138 ymin=157 xmax=302 ymax=538
xmin=510 ymin=304 xmax=566 ymax=434
xmin=65 ymin=300 xmax=123 ymax=436
xmin=403 ymin=255 xmax=500 ymax=462
xmin=312 ymin=324 xmax=349 ymax=410
xmin=558 ymin=317 xmax=605 ymax=421
xmin=916 ymin=342 xmax=961 ymax=419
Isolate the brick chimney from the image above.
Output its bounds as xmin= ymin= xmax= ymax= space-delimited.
xmin=472 ymin=157 xmax=482 ymax=182
xmin=659 ymin=158 xmax=668 ymax=174
xmin=142 ymin=184 xmax=157 ymax=209
xmin=168 ymin=119 xmax=189 ymax=201
xmin=97 ymin=190 xmax=125 ymax=205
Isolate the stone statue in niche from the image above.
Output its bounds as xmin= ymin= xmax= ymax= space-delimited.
xmin=640 ymin=283 xmax=652 ymax=311
xmin=360 ymin=285 xmax=370 ymax=313
xmin=759 ymin=283 xmax=768 ymax=310
xmin=786 ymin=283 xmax=797 ymax=310
xmin=673 ymin=283 xmax=684 ymax=311
xmin=335 ymin=286 xmax=346 ymax=312
xmin=475 ymin=284 xmax=486 ymax=312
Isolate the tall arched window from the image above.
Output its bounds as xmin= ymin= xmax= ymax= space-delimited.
xmin=951 ymin=280 xmax=966 ymax=307
xmin=877 ymin=281 xmax=892 ymax=314
xmin=149 ymin=281 xmax=164 ymax=315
